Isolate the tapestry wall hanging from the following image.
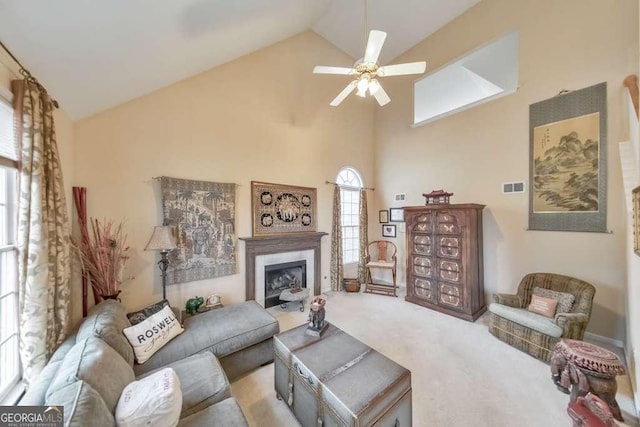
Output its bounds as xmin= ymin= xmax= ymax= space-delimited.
xmin=529 ymin=82 xmax=607 ymax=232
xmin=251 ymin=181 xmax=317 ymax=236
xmin=160 ymin=176 xmax=237 ymax=285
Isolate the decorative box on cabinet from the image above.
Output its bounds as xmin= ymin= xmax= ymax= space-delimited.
xmin=404 ymin=204 xmax=486 ymax=321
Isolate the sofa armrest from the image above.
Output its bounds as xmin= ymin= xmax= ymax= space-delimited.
xmin=492 ymin=293 xmax=522 ymax=308
xmin=554 ymin=313 xmax=589 ymax=339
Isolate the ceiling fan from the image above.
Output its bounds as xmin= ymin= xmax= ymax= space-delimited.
xmin=313 ymin=30 xmax=427 ymax=107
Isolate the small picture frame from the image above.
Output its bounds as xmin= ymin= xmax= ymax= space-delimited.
xmin=389 ymin=208 xmax=404 ymax=222
xmin=378 ymin=210 xmax=389 ymax=223
xmin=382 ymin=224 xmax=396 ymax=238
xmin=633 ymin=185 xmax=640 ymax=255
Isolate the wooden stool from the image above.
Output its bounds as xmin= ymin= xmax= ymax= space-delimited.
xmin=551 ymin=339 xmax=626 ymax=422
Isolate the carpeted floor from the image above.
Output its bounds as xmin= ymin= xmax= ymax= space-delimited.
xmin=231 ymin=289 xmax=639 ymax=426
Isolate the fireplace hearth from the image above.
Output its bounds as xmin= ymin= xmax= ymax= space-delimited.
xmin=264 ymin=260 xmax=306 ymax=308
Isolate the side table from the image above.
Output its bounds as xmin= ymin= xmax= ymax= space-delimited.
xmin=279 ymin=288 xmax=310 ymax=312
xmin=551 ymin=339 xmax=626 ymax=421
xmin=179 ymin=304 xmax=224 ymax=322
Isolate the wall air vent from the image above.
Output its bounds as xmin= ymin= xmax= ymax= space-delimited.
xmin=394 ymin=193 xmax=406 ymax=202
xmin=502 ymin=181 xmax=525 ymax=194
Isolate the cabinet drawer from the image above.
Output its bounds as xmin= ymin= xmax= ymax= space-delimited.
xmin=413 ymin=256 xmax=431 ymax=267
xmin=413 ymin=265 xmax=432 ymax=278
xmin=439 ymin=282 xmax=461 ymax=298
xmin=439 ymin=293 xmax=462 ymax=309
xmin=437 ymin=236 xmax=460 ymax=259
xmin=414 ymin=278 xmax=435 ymax=302
xmin=438 ymin=260 xmax=461 ymax=282
xmin=413 ymin=235 xmax=433 ymax=256
xmin=414 ymin=286 xmax=434 ymax=302
xmin=414 ymin=278 xmax=433 ymax=290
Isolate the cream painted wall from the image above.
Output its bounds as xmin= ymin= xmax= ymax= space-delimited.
xmin=74 ymin=31 xmax=375 ymax=312
xmin=624 ymin=3 xmax=640 ymax=411
xmin=373 ymin=0 xmax=638 ymax=341
xmin=0 ymin=54 xmax=79 ymax=327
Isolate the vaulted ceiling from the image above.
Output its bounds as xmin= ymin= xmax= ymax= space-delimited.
xmin=0 ymin=0 xmax=480 ymax=119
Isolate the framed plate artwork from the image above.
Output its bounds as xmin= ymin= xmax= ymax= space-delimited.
xmin=379 ymin=210 xmax=389 ymax=223
xmin=251 ymin=181 xmax=317 ymax=236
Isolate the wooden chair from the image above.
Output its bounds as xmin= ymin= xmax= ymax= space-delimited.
xmin=364 ymin=240 xmax=398 ymax=297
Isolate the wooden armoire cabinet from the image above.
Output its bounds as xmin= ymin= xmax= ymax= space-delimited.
xmin=404 ymin=204 xmax=486 ymax=321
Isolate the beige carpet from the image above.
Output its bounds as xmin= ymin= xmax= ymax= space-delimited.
xmin=231 ymin=289 xmax=639 ymax=426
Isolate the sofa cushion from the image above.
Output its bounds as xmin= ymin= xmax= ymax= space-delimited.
xmin=489 ymin=303 xmax=563 ymax=338
xmin=47 ymin=336 xmax=134 ymax=413
xmin=123 ymin=305 xmax=184 ymax=364
xmin=134 ymin=301 xmax=278 ymax=376
xmin=173 ymin=352 xmax=231 ymax=418
xmin=20 ymin=334 xmax=78 ymax=406
xmin=78 ymin=300 xmax=134 ymax=366
xmin=534 ymin=287 xmax=575 ymax=314
xmin=46 ymin=380 xmax=115 ymax=427
xmin=136 ymin=352 xmax=230 ymax=418
xmin=177 ymin=398 xmax=248 ymax=427
xmin=127 ymin=299 xmax=170 ymax=325
xmin=116 ymin=368 xmax=182 ymax=427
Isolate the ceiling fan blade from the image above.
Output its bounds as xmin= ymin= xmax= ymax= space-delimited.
xmin=363 ymin=30 xmax=387 ymax=64
xmin=373 ymin=84 xmax=391 ymax=106
xmin=330 ymin=81 xmax=357 ymax=106
xmin=313 ymin=66 xmax=356 ymax=75
xmin=378 ymin=61 xmax=427 ymax=77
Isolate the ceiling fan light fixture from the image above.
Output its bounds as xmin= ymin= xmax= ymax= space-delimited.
xmin=368 ymin=79 xmax=380 ymax=95
xmin=356 ymin=76 xmax=369 ymax=97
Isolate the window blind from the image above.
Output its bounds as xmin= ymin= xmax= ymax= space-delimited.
xmin=0 ymin=100 xmax=17 ymax=164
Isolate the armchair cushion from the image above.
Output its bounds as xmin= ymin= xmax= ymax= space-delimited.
xmin=366 ymin=261 xmax=394 ymax=269
xmin=489 ymin=303 xmax=563 ymax=338
xmin=533 ymin=287 xmax=575 ymax=314
xmin=527 ymin=295 xmax=558 ymax=318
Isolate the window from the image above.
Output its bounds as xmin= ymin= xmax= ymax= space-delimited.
xmin=336 ymin=167 xmax=363 ymax=264
xmin=414 ymin=32 xmax=519 ymax=125
xmin=0 ymin=98 xmax=19 ymax=403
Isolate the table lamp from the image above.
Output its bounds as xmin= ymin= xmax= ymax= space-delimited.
xmin=145 ymin=226 xmax=177 ymax=300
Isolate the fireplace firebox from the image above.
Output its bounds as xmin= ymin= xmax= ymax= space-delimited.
xmin=264 ymin=260 xmax=307 ymax=308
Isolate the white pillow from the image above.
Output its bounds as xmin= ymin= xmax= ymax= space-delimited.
xmin=123 ymin=305 xmax=184 ymax=364
xmin=115 ymin=368 xmax=182 ymax=427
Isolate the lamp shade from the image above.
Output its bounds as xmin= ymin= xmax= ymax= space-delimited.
xmin=145 ymin=226 xmax=177 ymax=251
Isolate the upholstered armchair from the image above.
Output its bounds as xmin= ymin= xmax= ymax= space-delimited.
xmin=488 ymin=273 xmax=596 ymax=363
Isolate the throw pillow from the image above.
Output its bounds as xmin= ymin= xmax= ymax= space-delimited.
xmin=533 ymin=287 xmax=575 ymax=314
xmin=123 ymin=305 xmax=184 ymax=364
xmin=115 ymin=368 xmax=182 ymax=427
xmin=528 ymin=294 xmax=558 ymax=318
xmin=127 ymin=299 xmax=170 ymax=325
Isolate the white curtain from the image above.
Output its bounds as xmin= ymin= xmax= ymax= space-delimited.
xmin=13 ymin=79 xmax=71 ymax=385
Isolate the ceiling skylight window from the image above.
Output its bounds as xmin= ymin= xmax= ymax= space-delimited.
xmin=413 ymin=31 xmax=519 ymax=126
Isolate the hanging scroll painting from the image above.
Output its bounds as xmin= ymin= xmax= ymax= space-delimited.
xmin=529 ymin=82 xmax=607 ymax=232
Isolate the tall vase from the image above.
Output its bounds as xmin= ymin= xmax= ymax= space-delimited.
xmin=100 ymin=290 xmax=122 ymax=302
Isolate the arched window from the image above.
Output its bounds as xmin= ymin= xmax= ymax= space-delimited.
xmin=336 ymin=167 xmax=363 ymax=264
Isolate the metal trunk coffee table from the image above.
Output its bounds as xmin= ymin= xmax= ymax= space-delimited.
xmin=274 ymin=323 xmax=412 ymax=427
